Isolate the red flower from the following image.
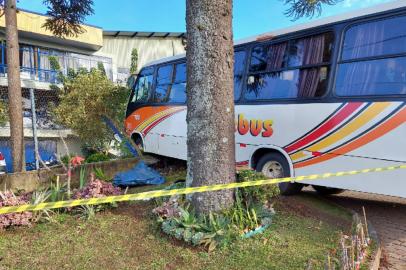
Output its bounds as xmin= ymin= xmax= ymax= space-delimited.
xmin=70 ymin=156 xmax=85 ymax=167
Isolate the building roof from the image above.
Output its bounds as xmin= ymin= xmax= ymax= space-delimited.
xmin=103 ymin=31 xmax=186 ymax=38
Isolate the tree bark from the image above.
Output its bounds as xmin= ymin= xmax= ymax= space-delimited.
xmin=186 ymin=0 xmax=235 ymax=214
xmin=5 ymin=0 xmax=25 ymax=172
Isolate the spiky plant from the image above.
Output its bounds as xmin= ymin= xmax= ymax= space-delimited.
xmin=283 ymin=0 xmax=342 ymax=20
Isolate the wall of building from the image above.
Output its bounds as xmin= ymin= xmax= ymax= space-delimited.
xmin=0 ymin=9 xmax=103 ymax=50
xmin=99 ymin=36 xmax=185 ymax=82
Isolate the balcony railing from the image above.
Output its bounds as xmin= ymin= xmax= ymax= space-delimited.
xmin=0 ymin=44 xmax=113 ymax=84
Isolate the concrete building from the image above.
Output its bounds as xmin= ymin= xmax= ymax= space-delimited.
xmin=0 ymin=9 xmax=185 ymax=172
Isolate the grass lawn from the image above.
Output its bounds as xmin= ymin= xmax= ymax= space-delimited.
xmin=0 ymin=196 xmax=351 ymax=270
xmin=0 ymin=166 xmax=353 ymax=269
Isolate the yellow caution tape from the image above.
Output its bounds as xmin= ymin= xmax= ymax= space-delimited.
xmin=0 ymin=164 xmax=405 ymax=215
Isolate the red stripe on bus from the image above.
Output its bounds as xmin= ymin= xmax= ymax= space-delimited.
xmin=294 ymin=106 xmax=406 ymax=168
xmin=284 ymin=102 xmax=363 ymax=154
xmin=142 ymin=110 xmax=185 ymax=136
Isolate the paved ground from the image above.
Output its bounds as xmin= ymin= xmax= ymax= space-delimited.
xmin=315 ymin=190 xmax=406 ymax=270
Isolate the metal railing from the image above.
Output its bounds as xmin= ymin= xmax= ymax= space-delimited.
xmin=0 ymin=44 xmax=113 ymax=84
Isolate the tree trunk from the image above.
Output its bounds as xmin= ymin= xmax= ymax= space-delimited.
xmin=5 ymin=0 xmax=25 ymax=172
xmin=186 ymin=0 xmax=235 ymax=214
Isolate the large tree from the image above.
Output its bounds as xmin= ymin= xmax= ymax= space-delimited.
xmin=4 ymin=0 xmax=24 ymax=172
xmin=186 ymin=0 xmax=235 ymax=214
xmin=185 ymin=0 xmax=340 ymax=214
xmin=1 ymin=0 xmax=93 ymax=172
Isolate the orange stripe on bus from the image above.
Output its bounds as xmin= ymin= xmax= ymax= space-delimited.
xmin=291 ymin=102 xmax=390 ymax=161
xmin=294 ymin=106 xmax=406 ymax=168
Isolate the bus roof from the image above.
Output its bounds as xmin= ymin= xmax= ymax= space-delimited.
xmin=144 ymin=0 xmax=406 ymax=67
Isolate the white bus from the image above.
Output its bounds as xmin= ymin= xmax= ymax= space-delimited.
xmin=125 ymin=1 xmax=406 ymax=198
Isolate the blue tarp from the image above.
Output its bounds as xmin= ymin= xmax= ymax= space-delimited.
xmin=0 ymin=140 xmax=57 ymax=172
xmin=113 ymin=161 xmax=165 ymax=187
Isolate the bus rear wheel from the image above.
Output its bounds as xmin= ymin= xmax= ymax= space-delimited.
xmin=312 ymin=185 xmax=344 ymax=195
xmin=256 ymin=153 xmax=303 ymax=196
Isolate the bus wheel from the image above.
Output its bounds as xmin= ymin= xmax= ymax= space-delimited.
xmin=256 ymin=153 xmax=303 ymax=196
xmin=312 ymin=185 xmax=344 ymax=196
xmin=133 ymin=136 xmax=144 ymax=152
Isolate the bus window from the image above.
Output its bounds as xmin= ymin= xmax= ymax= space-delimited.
xmin=287 ymin=33 xmax=334 ymax=67
xmin=155 ymin=65 xmax=173 ymax=102
xmin=129 ymin=67 xmax=154 ymax=103
xmin=342 ymin=15 xmax=406 ymax=60
xmin=234 ymin=50 xmax=246 ymax=101
xmin=336 ymin=15 xmax=406 ymax=96
xmin=245 ymin=32 xmax=333 ymax=100
xmin=168 ymin=63 xmax=186 ymax=103
xmin=249 ymin=42 xmax=288 ymax=72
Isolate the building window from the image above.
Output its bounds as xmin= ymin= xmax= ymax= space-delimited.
xmin=245 ymin=32 xmax=333 ymax=100
xmin=336 ymin=15 xmax=406 ymax=96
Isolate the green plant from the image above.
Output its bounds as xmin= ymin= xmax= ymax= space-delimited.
xmin=30 ymin=189 xmax=55 ymax=223
xmin=97 ymin=61 xmax=106 ymax=76
xmin=130 ymin=48 xmax=138 ymax=74
xmin=85 ymin=153 xmax=110 ymax=163
xmin=49 ymin=178 xmax=66 ymax=202
xmin=76 ymin=205 xmax=96 ymax=220
xmin=237 ymin=170 xmax=280 ymax=204
xmin=0 ymin=191 xmax=32 ymax=229
xmin=53 ymin=69 xmax=129 ymax=148
xmin=0 ymin=100 xmax=8 ymax=127
xmin=79 ymin=167 xmax=87 ymax=188
xmin=93 ymin=167 xmax=110 ymax=181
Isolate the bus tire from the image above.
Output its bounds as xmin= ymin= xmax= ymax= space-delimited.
xmin=256 ymin=153 xmax=303 ymax=196
xmin=312 ymin=185 xmax=344 ymax=195
xmin=133 ymin=136 xmax=144 ymax=152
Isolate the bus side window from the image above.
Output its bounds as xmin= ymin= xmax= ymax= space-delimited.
xmin=234 ymin=50 xmax=247 ymax=101
xmin=130 ymin=67 xmax=154 ymax=103
xmin=336 ymin=15 xmax=406 ymax=96
xmin=168 ymin=63 xmax=186 ymax=103
xmin=245 ymin=32 xmax=333 ymax=100
xmin=155 ymin=65 xmax=173 ymax=102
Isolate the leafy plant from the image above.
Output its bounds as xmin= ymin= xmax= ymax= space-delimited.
xmin=72 ymin=176 xmax=121 ymax=199
xmin=0 ymin=191 xmax=32 ymax=229
xmin=49 ymin=178 xmax=67 ymax=202
xmin=237 ymin=170 xmax=280 ymax=204
xmin=93 ymin=167 xmax=110 ymax=182
xmin=76 ymin=205 xmax=96 ymax=220
xmin=85 ymin=152 xmax=110 ymax=164
xmin=30 ymin=189 xmax=55 ymax=223
xmin=0 ymin=100 xmax=8 ymax=127
xmin=53 ymin=69 xmax=129 ymax=148
xmin=97 ymin=61 xmax=106 ymax=76
xmin=79 ymin=167 xmax=87 ymax=189
xmin=130 ymin=48 xmax=138 ymax=74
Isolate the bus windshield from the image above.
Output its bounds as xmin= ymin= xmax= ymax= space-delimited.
xmin=126 ymin=67 xmax=154 ymax=116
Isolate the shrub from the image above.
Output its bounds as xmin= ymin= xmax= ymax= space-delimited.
xmin=154 ymin=194 xmax=276 ymax=251
xmin=237 ymin=170 xmax=280 ymax=204
xmin=0 ymin=191 xmax=32 ymax=229
xmin=0 ymin=100 xmax=8 ymax=127
xmin=53 ymin=69 xmax=129 ymax=148
xmin=73 ymin=175 xmax=121 ymax=199
xmin=85 ymin=152 xmax=110 ymax=163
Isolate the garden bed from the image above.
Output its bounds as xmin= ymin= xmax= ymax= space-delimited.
xmin=0 ymin=173 xmax=353 ymax=270
xmin=0 ymin=157 xmax=155 ymax=193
